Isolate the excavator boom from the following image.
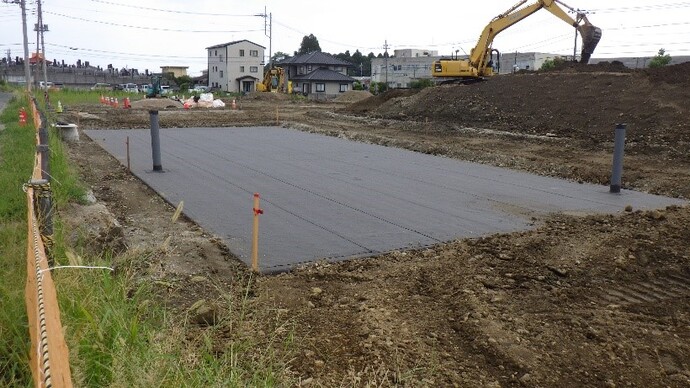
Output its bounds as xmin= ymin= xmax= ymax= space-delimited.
xmin=432 ymin=0 xmax=601 ymax=83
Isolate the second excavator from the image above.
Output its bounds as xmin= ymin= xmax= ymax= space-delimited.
xmin=432 ymin=0 xmax=602 ymax=84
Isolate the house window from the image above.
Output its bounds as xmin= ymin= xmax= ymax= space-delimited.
xmin=220 ymin=70 xmax=223 ymax=78
xmin=298 ymin=66 xmax=305 ymax=75
xmin=250 ymin=66 xmax=258 ymax=73
xmin=307 ymin=65 xmax=312 ymax=72
xmin=339 ymin=83 xmax=348 ymax=93
xmin=250 ymin=50 xmax=258 ymax=57
xmin=219 ymin=55 xmax=223 ymax=62
xmin=239 ymin=49 xmax=245 ymax=57
xmin=240 ymin=66 xmax=245 ymax=72
xmin=315 ymin=83 xmax=325 ymax=92
xmin=214 ymin=50 xmax=217 ymax=56
xmin=334 ymin=66 xmax=341 ymax=72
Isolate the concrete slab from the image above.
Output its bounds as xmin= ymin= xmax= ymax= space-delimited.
xmin=85 ymin=126 xmax=685 ymax=272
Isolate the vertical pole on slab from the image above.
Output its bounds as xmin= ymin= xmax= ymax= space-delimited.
xmin=149 ymin=110 xmax=162 ymax=171
xmin=610 ymin=123 xmax=626 ymax=193
xmin=126 ymin=136 xmax=131 ymax=171
xmin=251 ymin=193 xmax=263 ymax=272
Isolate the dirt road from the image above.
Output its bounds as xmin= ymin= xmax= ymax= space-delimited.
xmin=62 ymin=63 xmax=690 ymax=386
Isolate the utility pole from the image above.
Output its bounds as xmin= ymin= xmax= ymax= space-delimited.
xmin=255 ymin=7 xmax=272 ymax=68
xmin=36 ymin=0 xmax=48 ymax=88
xmin=383 ymin=40 xmax=389 ymax=87
xmin=3 ymin=0 xmax=31 ymax=91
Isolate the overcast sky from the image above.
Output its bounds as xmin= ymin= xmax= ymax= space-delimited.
xmin=2 ymin=0 xmax=689 ymax=76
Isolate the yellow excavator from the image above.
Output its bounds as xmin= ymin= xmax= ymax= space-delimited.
xmin=256 ymin=67 xmax=289 ymax=92
xmin=432 ymin=0 xmax=602 ymax=84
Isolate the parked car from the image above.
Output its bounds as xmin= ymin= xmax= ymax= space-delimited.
xmin=91 ymin=82 xmax=110 ymax=90
xmin=39 ymin=81 xmax=54 ymax=90
xmin=123 ymin=83 xmax=138 ymax=93
xmin=189 ymin=85 xmax=210 ymax=93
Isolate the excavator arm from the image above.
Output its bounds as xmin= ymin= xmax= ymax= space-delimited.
xmin=472 ymin=0 xmax=601 ymax=73
xmin=432 ymin=0 xmax=601 ymax=83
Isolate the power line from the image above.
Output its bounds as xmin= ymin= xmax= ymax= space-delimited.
xmin=43 ymin=11 xmax=263 ymax=33
xmin=86 ymin=0 xmax=257 ymax=17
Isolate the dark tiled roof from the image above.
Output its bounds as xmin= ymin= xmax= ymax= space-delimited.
xmin=279 ymin=51 xmax=353 ymax=67
xmin=206 ymin=40 xmax=265 ymax=50
xmin=291 ymin=68 xmax=355 ymax=82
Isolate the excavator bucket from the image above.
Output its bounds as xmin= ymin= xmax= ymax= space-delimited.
xmin=578 ymin=24 xmax=602 ymax=64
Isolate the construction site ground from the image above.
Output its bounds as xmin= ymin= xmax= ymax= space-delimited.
xmin=60 ymin=62 xmax=690 ymax=387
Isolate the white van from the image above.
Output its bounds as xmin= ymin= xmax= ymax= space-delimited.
xmin=39 ymin=81 xmax=54 ymax=90
xmin=123 ymin=83 xmax=138 ymax=93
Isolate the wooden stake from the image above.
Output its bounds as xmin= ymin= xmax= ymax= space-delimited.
xmin=251 ymin=193 xmax=263 ymax=272
xmin=126 ymin=136 xmax=131 ymax=171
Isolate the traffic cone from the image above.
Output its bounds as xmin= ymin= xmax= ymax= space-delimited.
xmin=19 ymin=107 xmax=27 ymax=126
xmin=123 ymin=97 xmax=130 ymax=109
xmin=100 ymin=95 xmax=105 ymax=104
xmin=56 ymin=101 xmax=63 ymax=113
xmin=114 ymin=98 xmax=119 ymax=108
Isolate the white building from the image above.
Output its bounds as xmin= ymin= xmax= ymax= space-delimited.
xmin=206 ymin=40 xmax=265 ymax=93
xmin=370 ymin=49 xmax=446 ymax=88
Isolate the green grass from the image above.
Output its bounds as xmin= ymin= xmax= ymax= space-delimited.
xmin=46 ymin=89 xmax=143 ymax=107
xmin=0 ymin=92 xmax=35 ymax=387
xmin=1 ymin=92 xmax=296 ymax=387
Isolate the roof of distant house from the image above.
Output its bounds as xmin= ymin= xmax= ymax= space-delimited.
xmin=279 ymin=51 xmax=353 ymax=67
xmin=290 ymin=68 xmax=355 ymax=82
xmin=206 ymin=40 xmax=265 ymax=50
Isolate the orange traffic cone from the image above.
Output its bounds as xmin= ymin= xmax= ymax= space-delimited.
xmin=19 ymin=107 xmax=27 ymax=126
xmin=100 ymin=94 xmax=105 ymax=104
xmin=114 ymin=98 xmax=119 ymax=108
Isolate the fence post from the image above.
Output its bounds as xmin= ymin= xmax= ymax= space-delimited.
xmin=610 ymin=123 xmax=627 ymax=193
xmin=34 ymin=99 xmax=54 ymax=260
xmin=149 ymin=110 xmax=163 ymax=171
xmin=251 ymin=193 xmax=264 ymax=272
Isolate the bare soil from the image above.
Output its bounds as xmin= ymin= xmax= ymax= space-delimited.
xmin=60 ymin=63 xmax=690 ymax=387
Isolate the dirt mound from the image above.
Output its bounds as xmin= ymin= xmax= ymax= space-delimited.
xmin=333 ymin=90 xmax=373 ymax=103
xmin=541 ymin=60 xmax=631 ymax=73
xmin=242 ymin=92 xmax=291 ymax=101
xmin=352 ymin=68 xmax=690 ymax=158
xmin=346 ymin=89 xmax=420 ymax=113
xmin=130 ymin=98 xmax=183 ymax=110
xmin=642 ymin=61 xmax=690 ymax=85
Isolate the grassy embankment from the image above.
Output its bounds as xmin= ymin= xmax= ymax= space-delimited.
xmin=1 ymin=88 xmax=294 ymax=387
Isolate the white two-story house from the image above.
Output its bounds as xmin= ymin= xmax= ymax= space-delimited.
xmin=206 ymin=40 xmax=265 ymax=93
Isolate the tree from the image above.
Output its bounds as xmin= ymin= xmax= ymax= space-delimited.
xmin=297 ymin=34 xmax=321 ymax=55
xmin=175 ymin=75 xmax=193 ymax=91
xmin=648 ymin=48 xmax=672 ymax=68
xmin=272 ymin=51 xmax=291 ymax=63
xmin=539 ymin=56 xmax=566 ymax=71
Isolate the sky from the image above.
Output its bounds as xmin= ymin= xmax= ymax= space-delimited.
xmin=2 ymin=0 xmax=689 ymax=77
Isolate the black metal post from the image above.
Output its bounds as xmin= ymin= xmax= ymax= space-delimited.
xmin=149 ymin=110 xmax=163 ymax=171
xmin=610 ymin=123 xmax=626 ymax=193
